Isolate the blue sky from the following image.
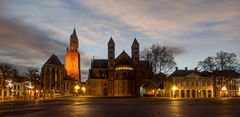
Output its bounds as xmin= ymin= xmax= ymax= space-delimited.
xmin=0 ymin=0 xmax=240 ymax=81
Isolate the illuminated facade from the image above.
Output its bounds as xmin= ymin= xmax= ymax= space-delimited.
xmin=87 ymin=37 xmax=153 ymax=96
xmin=65 ymin=28 xmax=81 ymax=82
xmin=168 ymin=67 xmax=214 ymax=98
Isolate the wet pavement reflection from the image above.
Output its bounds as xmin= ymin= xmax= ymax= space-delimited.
xmin=1 ymin=97 xmax=240 ymax=117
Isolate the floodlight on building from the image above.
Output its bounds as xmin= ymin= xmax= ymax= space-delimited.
xmin=75 ymin=85 xmax=80 ymax=93
xmin=221 ymin=86 xmax=227 ymax=91
xmin=172 ymin=86 xmax=177 ymax=91
xmin=81 ymin=87 xmax=86 ymax=93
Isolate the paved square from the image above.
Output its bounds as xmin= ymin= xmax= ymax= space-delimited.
xmin=1 ymin=97 xmax=240 ymax=117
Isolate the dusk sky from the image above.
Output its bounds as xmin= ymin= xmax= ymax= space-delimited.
xmin=0 ymin=0 xmax=240 ymax=81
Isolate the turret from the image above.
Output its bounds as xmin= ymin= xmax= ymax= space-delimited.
xmin=131 ymin=38 xmax=139 ymax=63
xmin=70 ymin=28 xmax=79 ymax=51
xmin=108 ymin=37 xmax=115 ymax=68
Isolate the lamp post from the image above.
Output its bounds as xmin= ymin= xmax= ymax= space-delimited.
xmin=172 ymin=85 xmax=178 ymax=98
xmin=26 ymin=82 xmax=34 ymax=100
xmin=74 ymin=85 xmax=80 ymax=96
xmin=36 ymin=90 xmax=38 ymax=99
xmin=7 ymin=80 xmax=13 ymax=99
xmin=81 ymin=87 xmax=86 ymax=96
xmin=221 ymin=86 xmax=227 ymax=97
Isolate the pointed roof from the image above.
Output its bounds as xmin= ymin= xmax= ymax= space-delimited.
xmin=115 ymin=50 xmax=132 ymax=66
xmin=132 ymin=38 xmax=139 ymax=46
xmin=108 ymin=37 xmax=115 ymax=46
xmin=73 ymin=28 xmax=77 ymax=35
xmin=44 ymin=54 xmax=63 ymax=67
xmin=70 ymin=28 xmax=78 ymax=39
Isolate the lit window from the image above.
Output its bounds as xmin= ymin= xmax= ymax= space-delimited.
xmin=115 ymin=66 xmax=133 ymax=71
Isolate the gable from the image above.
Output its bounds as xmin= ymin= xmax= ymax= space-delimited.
xmin=185 ymin=72 xmax=201 ymax=78
xmin=115 ymin=51 xmax=132 ymax=66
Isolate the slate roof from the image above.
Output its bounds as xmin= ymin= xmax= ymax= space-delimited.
xmin=91 ymin=59 xmax=108 ymax=68
xmin=156 ymin=72 xmax=167 ymax=78
xmin=116 ymin=58 xmax=132 ymax=66
xmin=199 ymin=71 xmax=212 ymax=77
xmin=44 ymin=54 xmax=63 ymax=67
xmin=169 ymin=69 xmax=240 ymax=78
xmin=213 ymin=70 xmax=240 ymax=78
xmin=115 ymin=50 xmax=132 ymax=66
xmin=169 ymin=70 xmax=198 ymax=77
xmin=137 ymin=61 xmax=151 ymax=69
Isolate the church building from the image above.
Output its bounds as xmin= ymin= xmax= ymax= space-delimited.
xmin=65 ymin=28 xmax=81 ymax=82
xmin=40 ymin=28 xmax=81 ymax=98
xmin=87 ymin=37 xmax=153 ymax=96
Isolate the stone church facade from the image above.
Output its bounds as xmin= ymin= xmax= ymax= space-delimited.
xmin=40 ymin=28 xmax=80 ymax=97
xmin=40 ymin=54 xmax=76 ymax=97
xmin=87 ymin=37 xmax=153 ymax=96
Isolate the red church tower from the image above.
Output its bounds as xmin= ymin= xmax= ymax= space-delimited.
xmin=65 ymin=28 xmax=81 ymax=82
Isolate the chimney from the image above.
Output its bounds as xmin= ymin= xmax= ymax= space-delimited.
xmin=195 ymin=67 xmax=198 ymax=71
xmin=185 ymin=67 xmax=188 ymax=70
xmin=175 ymin=67 xmax=178 ymax=71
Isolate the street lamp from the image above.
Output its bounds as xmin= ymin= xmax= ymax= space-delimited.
xmin=74 ymin=85 xmax=80 ymax=96
xmin=172 ymin=85 xmax=178 ymax=98
xmin=221 ymin=86 xmax=227 ymax=97
xmin=81 ymin=87 xmax=86 ymax=96
xmin=7 ymin=80 xmax=13 ymax=99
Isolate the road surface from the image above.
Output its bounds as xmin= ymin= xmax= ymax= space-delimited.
xmin=1 ymin=97 xmax=240 ymax=117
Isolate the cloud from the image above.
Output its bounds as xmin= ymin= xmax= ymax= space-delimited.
xmin=1 ymin=0 xmax=240 ymax=79
xmin=0 ymin=17 xmax=67 ymax=67
xmin=0 ymin=16 xmax=92 ymax=81
xmin=169 ymin=47 xmax=186 ymax=56
xmin=82 ymin=0 xmax=240 ymax=43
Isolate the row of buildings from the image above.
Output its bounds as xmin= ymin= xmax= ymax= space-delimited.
xmin=1 ymin=28 xmax=240 ymax=99
xmin=85 ymin=38 xmax=240 ymax=98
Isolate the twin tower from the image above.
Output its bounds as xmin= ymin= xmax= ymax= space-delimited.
xmin=107 ymin=37 xmax=140 ymax=68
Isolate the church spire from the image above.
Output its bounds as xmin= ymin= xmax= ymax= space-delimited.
xmin=132 ymin=38 xmax=139 ymax=46
xmin=73 ymin=27 xmax=77 ymax=35
xmin=108 ymin=36 xmax=115 ymax=46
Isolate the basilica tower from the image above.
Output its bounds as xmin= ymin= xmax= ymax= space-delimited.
xmin=108 ymin=37 xmax=115 ymax=68
xmin=131 ymin=38 xmax=139 ymax=63
xmin=65 ymin=28 xmax=81 ymax=81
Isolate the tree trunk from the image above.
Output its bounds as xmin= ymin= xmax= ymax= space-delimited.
xmin=1 ymin=78 xmax=5 ymax=100
xmin=1 ymin=88 xmax=4 ymax=100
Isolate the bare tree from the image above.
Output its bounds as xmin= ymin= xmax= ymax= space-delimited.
xmin=0 ymin=64 xmax=14 ymax=100
xmin=142 ymin=44 xmax=176 ymax=96
xmin=143 ymin=44 xmax=176 ymax=74
xmin=215 ymin=51 xmax=238 ymax=71
xmin=198 ymin=56 xmax=216 ymax=72
xmin=26 ymin=69 xmax=40 ymax=99
xmin=197 ymin=51 xmax=238 ymax=97
xmin=198 ymin=51 xmax=238 ymax=72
